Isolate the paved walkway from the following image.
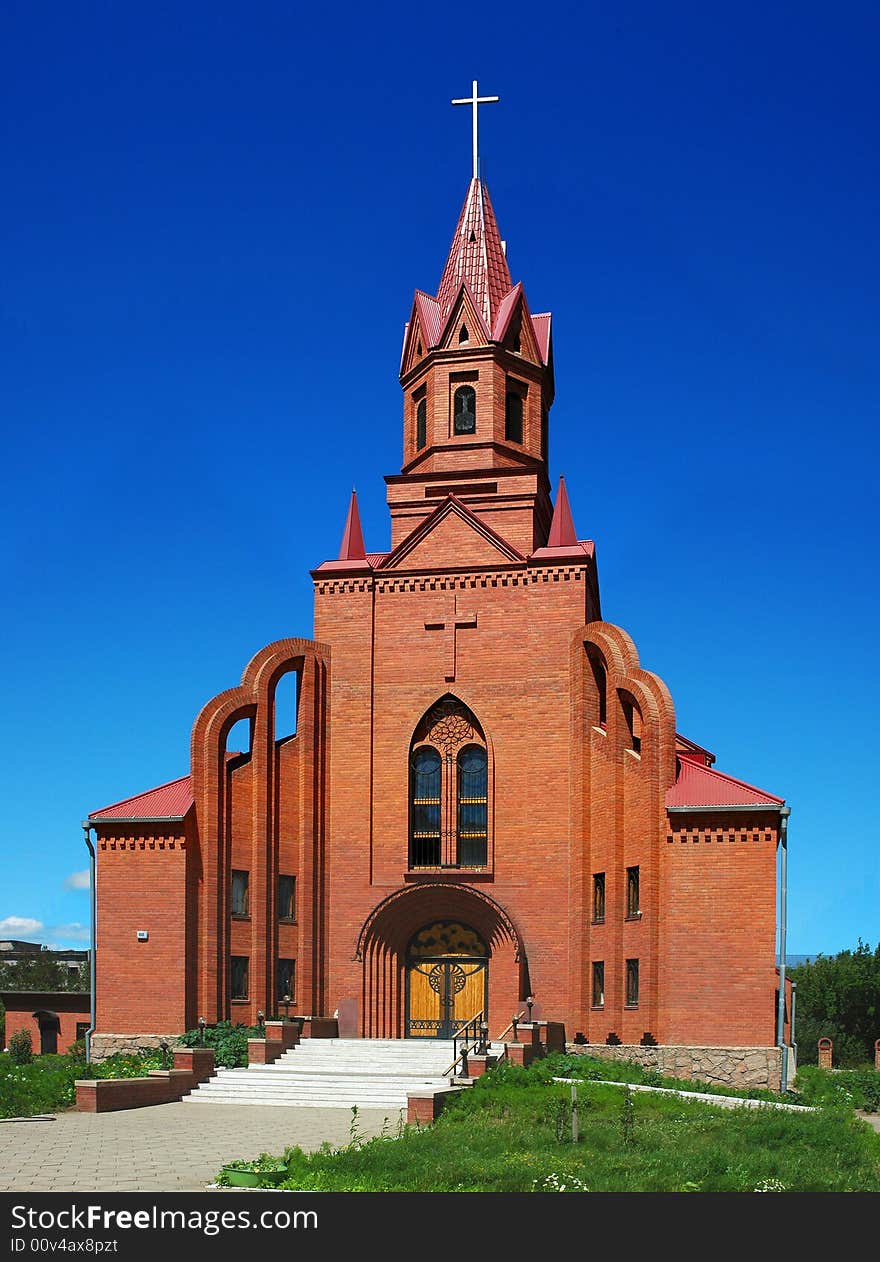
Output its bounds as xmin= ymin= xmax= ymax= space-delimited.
xmin=0 ymin=1103 xmax=402 ymax=1192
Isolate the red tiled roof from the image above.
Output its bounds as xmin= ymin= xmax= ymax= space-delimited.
xmin=531 ymin=313 xmax=551 ymax=364
xmin=90 ymin=775 xmax=194 ymax=821
xmin=675 ymin=734 xmax=716 ymax=766
xmin=666 ymin=759 xmax=784 ymax=810
xmin=436 ymin=179 xmax=513 ymax=330
xmin=414 ymin=291 xmax=442 ymax=346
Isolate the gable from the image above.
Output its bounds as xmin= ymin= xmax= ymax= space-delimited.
xmin=380 ymin=497 xmax=524 ymax=572
xmin=437 ymin=282 xmax=490 ymax=352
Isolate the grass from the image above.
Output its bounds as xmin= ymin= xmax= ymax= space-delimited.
xmin=0 ymin=1050 xmax=164 ymax=1118
xmin=237 ymin=1058 xmax=880 ymax=1193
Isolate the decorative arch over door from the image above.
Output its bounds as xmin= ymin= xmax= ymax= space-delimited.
xmin=405 ymin=921 xmax=488 ymax=1039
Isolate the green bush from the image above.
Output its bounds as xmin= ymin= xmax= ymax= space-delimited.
xmin=0 ymin=1053 xmax=80 ymax=1117
xmin=178 ymin=1021 xmax=260 ymax=1068
xmin=8 ymin=1029 xmax=33 ymax=1065
xmin=795 ymin=1065 xmax=880 ymax=1112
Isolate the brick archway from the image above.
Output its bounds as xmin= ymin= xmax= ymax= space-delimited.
xmin=356 ymin=884 xmax=525 ymax=1039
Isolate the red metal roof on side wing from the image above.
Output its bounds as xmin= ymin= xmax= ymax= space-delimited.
xmin=90 ymin=775 xmax=194 ymax=821
xmin=666 ymin=758 xmax=784 ymax=809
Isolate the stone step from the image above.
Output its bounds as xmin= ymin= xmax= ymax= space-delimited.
xmin=183 ymin=1036 xmax=497 ymax=1108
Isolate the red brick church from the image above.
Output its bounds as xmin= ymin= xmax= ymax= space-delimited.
xmin=88 ymin=137 xmax=788 ymax=1053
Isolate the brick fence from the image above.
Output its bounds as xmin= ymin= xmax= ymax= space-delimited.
xmin=75 ymin=1048 xmax=215 ymax=1113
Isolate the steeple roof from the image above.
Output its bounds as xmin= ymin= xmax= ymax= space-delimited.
xmin=338 ymin=490 xmax=366 ymax=561
xmin=436 ymin=178 xmax=514 ymax=331
xmin=547 ymin=476 xmax=577 ymax=548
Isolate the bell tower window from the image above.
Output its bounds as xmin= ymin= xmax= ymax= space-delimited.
xmin=453 ymin=385 xmax=476 ymax=435
xmin=458 ymin=324 xmax=469 ymax=344
xmin=416 ymin=397 xmax=427 ymax=450
xmin=505 ymin=389 xmax=524 ymax=443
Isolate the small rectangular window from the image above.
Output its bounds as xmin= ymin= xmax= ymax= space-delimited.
xmin=230 ymin=956 xmax=249 ymax=1001
xmin=278 ymin=875 xmax=296 ymax=922
xmin=75 ymin=1022 xmax=90 ymax=1043
xmin=626 ymin=866 xmax=640 ymax=918
xmin=277 ymin=958 xmax=296 ymax=1005
xmin=626 ymin=958 xmax=639 ymax=1007
xmin=231 ymin=870 xmax=249 ymax=918
xmin=592 ymin=873 xmax=605 ymax=923
xmin=591 ymin=961 xmax=604 ymax=1008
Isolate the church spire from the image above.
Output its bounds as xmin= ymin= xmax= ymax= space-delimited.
xmin=436 ymin=178 xmax=513 ymax=331
xmin=338 ymin=490 xmax=366 ymax=561
xmin=547 ymin=476 xmax=578 ymax=548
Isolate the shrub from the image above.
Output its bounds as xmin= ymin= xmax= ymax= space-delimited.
xmin=178 ymin=1021 xmax=260 ymax=1068
xmin=8 ymin=1029 xmax=33 ymax=1065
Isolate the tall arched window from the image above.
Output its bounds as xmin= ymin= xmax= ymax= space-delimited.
xmin=409 ymin=697 xmax=489 ymax=869
xmin=410 ymin=747 xmax=441 ymax=867
xmin=416 ymin=397 xmax=427 ymax=450
xmin=453 ymin=385 xmax=476 ymax=434
xmin=457 ymin=745 xmax=488 ymax=866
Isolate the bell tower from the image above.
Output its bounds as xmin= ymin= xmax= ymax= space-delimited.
xmin=388 ymin=175 xmax=555 ymax=556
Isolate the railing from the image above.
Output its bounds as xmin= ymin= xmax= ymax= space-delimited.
xmin=443 ymin=1010 xmax=528 ymax=1077
xmin=493 ymin=1011 xmax=526 ymax=1046
xmin=443 ymin=1010 xmax=485 ymax=1077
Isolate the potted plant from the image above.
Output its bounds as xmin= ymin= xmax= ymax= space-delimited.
xmin=219 ymin=1154 xmax=289 ymax=1188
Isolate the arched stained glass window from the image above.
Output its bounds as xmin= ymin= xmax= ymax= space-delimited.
xmin=453 ymin=385 xmax=476 ymax=435
xmin=457 ymin=745 xmax=487 ymax=866
xmin=410 ymin=747 xmax=441 ymax=867
xmin=416 ymin=397 xmax=427 ymax=449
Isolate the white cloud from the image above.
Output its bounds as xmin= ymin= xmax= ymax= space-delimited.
xmin=48 ymin=923 xmax=91 ymax=944
xmin=64 ymin=870 xmax=91 ymax=891
xmin=0 ymin=916 xmax=45 ymax=938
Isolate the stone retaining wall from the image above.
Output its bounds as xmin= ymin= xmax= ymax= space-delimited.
xmin=89 ymin=1034 xmax=184 ymax=1062
xmin=566 ymin=1044 xmax=784 ymax=1091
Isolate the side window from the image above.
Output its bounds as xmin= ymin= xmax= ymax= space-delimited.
xmin=453 ymin=385 xmax=476 ymax=434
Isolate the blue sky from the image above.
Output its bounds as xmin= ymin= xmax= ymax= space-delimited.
xmin=1 ymin=1 xmax=877 ymax=956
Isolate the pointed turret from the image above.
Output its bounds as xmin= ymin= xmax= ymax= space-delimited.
xmin=338 ymin=489 xmax=366 ymax=561
xmin=392 ymin=176 xmax=557 ymax=557
xmin=547 ymin=476 xmax=577 ymax=548
xmin=436 ymin=178 xmax=513 ymax=331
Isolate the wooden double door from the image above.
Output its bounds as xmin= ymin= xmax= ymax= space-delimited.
xmin=405 ymin=921 xmax=488 ymax=1039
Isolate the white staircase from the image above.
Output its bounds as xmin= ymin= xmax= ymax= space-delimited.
xmin=183 ymin=1038 xmax=468 ymax=1111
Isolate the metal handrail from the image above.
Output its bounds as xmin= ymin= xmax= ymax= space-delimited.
xmin=493 ymin=1010 xmax=526 ymax=1045
xmin=443 ymin=1010 xmax=484 ymax=1076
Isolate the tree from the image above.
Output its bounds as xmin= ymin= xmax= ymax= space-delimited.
xmin=0 ymin=955 xmax=89 ymax=994
xmin=790 ymin=940 xmax=880 ymax=1067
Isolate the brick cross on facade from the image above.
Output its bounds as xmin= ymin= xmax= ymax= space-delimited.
xmin=424 ymin=594 xmax=477 ymax=682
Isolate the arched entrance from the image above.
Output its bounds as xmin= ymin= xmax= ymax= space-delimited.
xmin=356 ymin=882 xmax=526 ymax=1039
xmin=405 ymin=921 xmax=487 ymax=1039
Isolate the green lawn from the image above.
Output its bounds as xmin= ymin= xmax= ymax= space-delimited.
xmin=245 ymin=1057 xmax=880 ymax=1193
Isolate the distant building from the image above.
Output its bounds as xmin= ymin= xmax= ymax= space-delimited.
xmin=1 ymin=992 xmax=91 ymax=1054
xmin=0 ymin=939 xmax=89 ymax=980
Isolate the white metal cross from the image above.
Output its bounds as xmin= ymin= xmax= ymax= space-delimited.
xmin=451 ymin=80 xmax=500 ymax=181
